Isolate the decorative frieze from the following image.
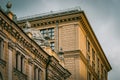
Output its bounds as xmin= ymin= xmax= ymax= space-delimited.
xmin=0 ymin=16 xmax=48 ymax=64
xmin=19 ymin=16 xmax=80 ymax=28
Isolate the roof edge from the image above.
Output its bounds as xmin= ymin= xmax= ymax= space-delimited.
xmin=82 ymin=11 xmax=112 ymax=71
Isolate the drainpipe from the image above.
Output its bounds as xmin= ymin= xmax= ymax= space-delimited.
xmin=45 ymin=56 xmax=51 ymax=80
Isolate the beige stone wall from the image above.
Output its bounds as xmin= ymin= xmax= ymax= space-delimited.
xmin=64 ymin=52 xmax=80 ymax=80
xmin=64 ymin=57 xmax=75 ymax=80
xmin=59 ymin=24 xmax=74 ymax=51
xmin=59 ymin=22 xmax=89 ymax=80
xmin=78 ymin=23 xmax=87 ymax=57
xmin=80 ymin=58 xmax=87 ymax=80
xmin=58 ymin=23 xmax=79 ymax=51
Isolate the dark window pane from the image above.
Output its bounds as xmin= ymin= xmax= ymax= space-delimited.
xmin=40 ymin=28 xmax=54 ymax=40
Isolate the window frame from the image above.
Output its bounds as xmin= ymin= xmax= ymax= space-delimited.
xmin=92 ymin=49 xmax=95 ymax=60
xmin=48 ymin=28 xmax=54 ymax=39
xmin=87 ymin=40 xmax=90 ymax=52
xmin=40 ymin=28 xmax=55 ymax=40
xmin=16 ymin=51 xmax=25 ymax=73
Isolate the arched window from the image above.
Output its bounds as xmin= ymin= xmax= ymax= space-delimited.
xmin=0 ymin=72 xmax=3 ymax=80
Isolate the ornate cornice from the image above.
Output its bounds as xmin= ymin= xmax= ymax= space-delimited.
xmin=79 ymin=13 xmax=112 ymax=71
xmin=0 ymin=10 xmax=71 ymax=79
xmin=18 ymin=16 xmax=80 ymax=28
xmin=0 ymin=11 xmax=49 ymax=64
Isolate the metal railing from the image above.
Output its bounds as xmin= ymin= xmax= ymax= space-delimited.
xmin=18 ymin=6 xmax=81 ymax=21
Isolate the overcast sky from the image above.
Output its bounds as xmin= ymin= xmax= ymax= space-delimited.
xmin=0 ymin=0 xmax=120 ymax=80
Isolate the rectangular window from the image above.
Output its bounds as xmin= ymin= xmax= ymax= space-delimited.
xmin=98 ymin=70 xmax=100 ymax=79
xmin=34 ymin=67 xmax=36 ymax=80
xmin=16 ymin=51 xmax=25 ymax=73
xmin=92 ymin=61 xmax=95 ymax=71
xmin=87 ymin=54 xmax=90 ymax=65
xmin=97 ymin=58 xmax=99 ymax=68
xmin=40 ymin=28 xmax=54 ymax=40
xmin=48 ymin=28 xmax=54 ymax=39
xmin=34 ymin=67 xmax=42 ymax=80
xmin=38 ymin=69 xmax=41 ymax=80
xmin=16 ymin=52 xmax=19 ymax=69
xmin=101 ymin=64 xmax=103 ymax=74
xmin=87 ymin=72 xmax=91 ymax=80
xmin=21 ymin=56 xmax=24 ymax=72
xmin=40 ymin=29 xmax=46 ymax=37
xmin=50 ymin=42 xmax=55 ymax=51
xmin=87 ymin=40 xmax=90 ymax=52
xmin=92 ymin=49 xmax=95 ymax=60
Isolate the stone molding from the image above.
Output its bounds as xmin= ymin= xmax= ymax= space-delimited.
xmin=0 ymin=14 xmax=48 ymax=64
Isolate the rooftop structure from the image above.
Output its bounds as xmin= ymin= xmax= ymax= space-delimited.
xmin=18 ymin=7 xmax=112 ymax=80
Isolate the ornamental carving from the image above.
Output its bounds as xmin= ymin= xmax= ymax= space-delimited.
xmin=0 ymin=16 xmax=48 ymax=64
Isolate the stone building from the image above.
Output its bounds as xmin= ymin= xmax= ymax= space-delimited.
xmin=0 ymin=2 xmax=71 ymax=80
xmin=18 ymin=7 xmax=112 ymax=80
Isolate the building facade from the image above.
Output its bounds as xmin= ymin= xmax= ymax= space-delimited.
xmin=18 ymin=8 xmax=112 ymax=80
xmin=0 ymin=4 xmax=71 ymax=80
